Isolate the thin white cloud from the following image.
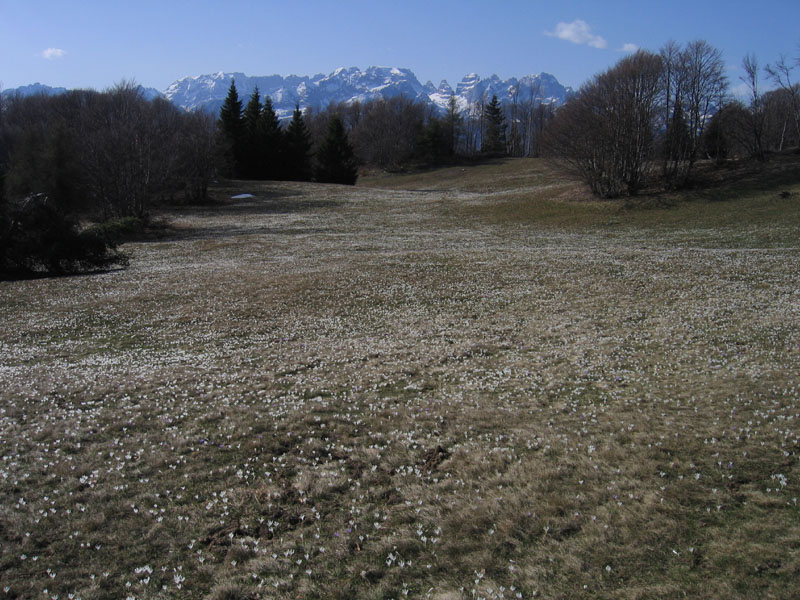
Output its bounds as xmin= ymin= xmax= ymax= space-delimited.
xmin=620 ymin=43 xmax=639 ymax=53
xmin=546 ymin=20 xmax=607 ymax=49
xmin=41 ymin=48 xmax=66 ymax=60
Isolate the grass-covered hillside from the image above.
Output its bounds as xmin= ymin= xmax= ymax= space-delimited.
xmin=1 ymin=157 xmax=799 ymax=599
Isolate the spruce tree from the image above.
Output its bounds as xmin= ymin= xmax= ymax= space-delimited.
xmin=446 ymin=93 xmax=462 ymax=155
xmin=242 ymin=87 xmax=263 ymax=179
xmin=481 ymin=95 xmax=507 ymax=155
xmin=315 ymin=115 xmax=358 ymax=185
xmin=218 ymin=79 xmax=244 ymax=177
xmin=260 ymin=96 xmax=283 ymax=180
xmin=418 ymin=118 xmax=451 ymax=164
xmin=284 ymin=105 xmax=313 ymax=181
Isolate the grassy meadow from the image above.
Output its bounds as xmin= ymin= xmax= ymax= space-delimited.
xmin=1 ymin=157 xmax=799 ymax=599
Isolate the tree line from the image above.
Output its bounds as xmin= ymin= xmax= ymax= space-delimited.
xmin=215 ymin=80 xmax=532 ymax=182
xmin=0 ymin=82 xmax=217 ymax=278
xmin=217 ymin=81 xmax=357 ymax=185
xmin=542 ymin=40 xmax=800 ymax=198
xmin=299 ymin=89 xmax=553 ymax=170
xmin=215 ymin=77 xmax=554 ymax=185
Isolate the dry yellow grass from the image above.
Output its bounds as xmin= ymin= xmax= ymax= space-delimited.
xmin=1 ymin=158 xmax=799 ymax=599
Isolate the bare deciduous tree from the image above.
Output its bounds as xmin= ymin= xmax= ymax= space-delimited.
xmin=741 ymin=53 xmax=766 ymax=160
xmin=543 ymin=50 xmax=662 ymax=197
xmin=765 ymin=54 xmax=800 ymax=145
xmin=660 ymin=40 xmax=727 ymax=185
xmin=179 ymin=110 xmax=218 ymax=202
xmin=350 ymin=97 xmax=424 ymax=169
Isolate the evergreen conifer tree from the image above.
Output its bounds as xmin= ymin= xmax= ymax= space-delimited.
xmin=218 ymin=79 xmax=244 ymax=177
xmin=446 ymin=94 xmax=462 ymax=155
xmin=481 ymin=95 xmax=507 ymax=155
xmin=242 ymin=87 xmax=263 ymax=179
xmin=418 ymin=118 xmax=451 ymax=164
xmin=315 ymin=115 xmax=358 ymax=185
xmin=260 ymin=96 xmax=283 ymax=180
xmin=284 ymin=105 xmax=313 ymax=181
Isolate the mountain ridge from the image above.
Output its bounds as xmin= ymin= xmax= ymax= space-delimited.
xmin=3 ymin=67 xmax=573 ymax=119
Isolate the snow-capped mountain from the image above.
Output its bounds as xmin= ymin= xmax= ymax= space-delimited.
xmin=3 ymin=67 xmax=572 ymax=119
xmin=453 ymin=72 xmax=569 ymax=108
xmin=1 ymin=83 xmax=68 ymax=98
xmin=163 ymin=66 xmax=432 ymax=119
xmin=1 ymin=82 xmax=163 ymax=101
xmin=164 ymin=67 xmax=572 ymax=118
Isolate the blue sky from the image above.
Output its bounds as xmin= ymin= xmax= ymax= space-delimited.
xmin=1 ymin=0 xmax=799 ymax=93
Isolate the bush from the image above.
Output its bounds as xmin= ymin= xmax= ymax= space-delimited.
xmin=84 ymin=216 xmax=146 ymax=245
xmin=0 ymin=195 xmax=128 ymax=279
xmin=543 ymin=50 xmax=662 ymax=198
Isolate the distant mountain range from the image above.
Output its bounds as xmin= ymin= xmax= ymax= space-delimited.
xmin=2 ymin=66 xmax=573 ymax=119
xmin=1 ymin=82 xmax=165 ymax=102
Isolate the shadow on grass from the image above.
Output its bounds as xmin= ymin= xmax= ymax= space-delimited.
xmin=134 ymin=183 xmax=342 ymax=243
xmin=609 ymin=152 xmax=800 ymax=215
xmin=0 ymin=264 xmax=129 ymax=283
xmin=679 ymin=152 xmax=800 ymax=203
xmin=450 ymin=153 xmax=800 ymax=235
xmin=192 ymin=185 xmax=339 ymax=216
xmin=168 ymin=225 xmax=333 ymax=241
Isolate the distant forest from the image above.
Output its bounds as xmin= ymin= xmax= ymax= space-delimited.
xmin=214 ymin=79 xmax=526 ymax=183
xmin=1 ymin=39 xmax=799 ymax=277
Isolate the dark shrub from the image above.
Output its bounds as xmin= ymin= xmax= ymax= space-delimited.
xmin=0 ymin=195 xmax=128 ymax=279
